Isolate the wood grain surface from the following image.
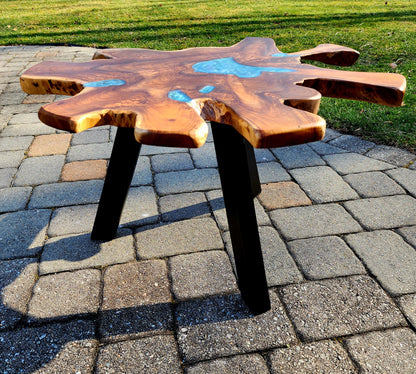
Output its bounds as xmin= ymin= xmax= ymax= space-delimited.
xmin=20 ymin=37 xmax=406 ymax=148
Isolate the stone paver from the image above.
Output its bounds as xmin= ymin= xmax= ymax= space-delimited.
xmin=159 ymin=192 xmax=211 ymax=221
xmin=397 ymin=294 xmax=416 ymax=329
xmin=0 ymin=186 xmax=31 ymax=212
xmin=344 ymin=328 xmax=416 ymax=374
xmin=291 ymin=166 xmax=358 ymax=203
xmin=345 ymin=230 xmax=416 ymax=296
xmin=186 ymin=353 xmax=270 ymax=374
xmin=324 ymin=153 xmax=393 ymax=175
xmin=343 ymin=171 xmax=405 ymax=197
xmin=0 ymin=258 xmax=38 ymax=330
xmin=27 ymin=269 xmax=101 ymax=322
xmin=27 ymin=133 xmax=71 ymax=156
xmin=257 ymin=181 xmax=311 ymax=210
xmin=40 ymin=229 xmax=135 ymax=274
xmin=61 ymin=159 xmax=107 ymax=181
xmin=269 ymin=340 xmax=357 ymax=374
xmin=169 ymin=250 xmax=238 ymax=300
xmin=0 ymin=320 xmax=98 ymax=374
xmin=224 ymin=226 xmax=303 ymax=286
xmin=0 ymin=209 xmax=51 ymax=260
xmin=135 ymin=217 xmax=223 ymax=259
xmin=14 ymin=155 xmax=65 ymax=186
xmin=1 ymin=45 xmax=416 ymax=373
xmin=279 ymin=275 xmax=406 ymax=341
xmin=100 ymin=260 xmax=172 ymax=340
xmin=271 ymin=143 xmax=325 ymax=169
xmin=270 ymin=203 xmax=362 ymax=240
xmin=96 ymin=335 xmax=182 ymax=374
xmin=288 ymin=236 xmax=366 ymax=280
xmin=344 ymin=195 xmax=416 ymax=230
xmin=176 ymin=291 xmax=297 ymax=363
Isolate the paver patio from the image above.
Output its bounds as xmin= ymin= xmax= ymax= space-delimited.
xmin=0 ymin=45 xmax=416 ymax=373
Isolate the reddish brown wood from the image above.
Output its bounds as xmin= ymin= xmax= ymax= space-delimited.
xmin=20 ymin=37 xmax=406 ymax=148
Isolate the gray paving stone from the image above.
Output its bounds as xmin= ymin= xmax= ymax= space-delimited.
xmin=0 ymin=135 xmax=33 ymax=151
xmin=386 ymin=168 xmax=416 ymax=197
xmin=271 ymin=143 xmax=325 ymax=169
xmin=397 ymin=225 xmax=416 ymax=248
xmin=186 ymin=353 xmax=270 ymax=374
xmin=257 ymin=161 xmax=291 ymax=183
xmin=0 ymin=209 xmax=51 ymax=260
xmin=344 ymin=328 xmax=416 ymax=374
xmin=66 ymin=142 xmax=113 ymax=161
xmin=254 ymin=148 xmax=276 ymax=162
xmin=48 ymin=203 xmax=97 ymax=237
xmin=29 ymin=179 xmax=104 ymax=208
xmin=136 ymin=217 xmax=223 ymax=259
xmin=0 ymin=320 xmax=98 ymax=374
xmin=344 ymin=171 xmax=405 ymax=198
xmin=141 ymin=144 xmax=187 ymax=155
xmin=279 ymin=275 xmax=406 ymax=341
xmin=170 ymin=250 xmax=238 ymax=300
xmin=322 ymin=128 xmax=342 ymax=141
xmin=190 ymin=142 xmax=217 ymax=168
xmin=270 ymin=204 xmax=362 ymax=240
xmin=119 ymin=186 xmax=159 ymax=228
xmin=0 ymin=150 xmax=25 ymax=168
xmin=159 ymin=192 xmax=210 ymax=221
xmin=155 ymin=168 xmax=221 ymax=195
xmin=8 ymin=112 xmax=39 ymax=124
xmin=288 ymin=236 xmax=366 ymax=280
xmin=96 ymin=335 xmax=182 ymax=374
xmin=224 ymin=226 xmax=303 ymax=286
xmin=28 ymin=269 xmax=101 ymax=322
xmin=0 ymin=186 xmax=31 ymax=212
xmin=343 ymin=195 xmax=416 ymax=230
xmin=131 ymin=156 xmax=153 ymax=186
xmin=397 ymin=294 xmax=416 ymax=329
xmin=323 ymin=153 xmax=393 ymax=175
xmin=0 ymin=258 xmax=38 ymax=330
xmin=151 ymin=152 xmax=194 ymax=172
xmin=40 ymin=229 xmax=134 ymax=274
xmin=14 ymin=155 xmax=65 ymax=186
xmin=71 ymin=128 xmax=109 ymax=145
xmin=329 ymin=134 xmax=375 ymax=153
xmin=176 ymin=291 xmax=296 ymax=363
xmin=0 ymin=122 xmax=56 ymax=136
xmin=0 ymin=91 xmax=26 ymax=105
xmin=291 ymin=166 xmax=358 ymax=203
xmin=100 ymin=260 xmax=173 ymax=341
xmin=207 ymin=189 xmax=270 ymax=230
xmin=366 ymin=145 xmax=416 ymax=167
xmin=308 ymin=140 xmax=348 ymax=155
xmin=269 ymin=340 xmax=357 ymax=374
xmin=345 ymin=230 xmax=416 ymax=296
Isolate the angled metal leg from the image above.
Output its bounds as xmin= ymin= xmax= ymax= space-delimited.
xmin=91 ymin=127 xmax=141 ymax=240
xmin=243 ymin=136 xmax=261 ymax=197
xmin=211 ymin=121 xmax=270 ymax=315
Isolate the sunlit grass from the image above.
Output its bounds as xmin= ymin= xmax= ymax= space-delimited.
xmin=1 ymin=0 xmax=415 ymax=150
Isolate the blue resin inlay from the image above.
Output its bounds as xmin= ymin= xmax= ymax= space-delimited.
xmin=168 ymin=89 xmax=192 ymax=103
xmin=83 ymin=79 xmax=126 ymax=88
xmin=192 ymin=57 xmax=294 ymax=78
xmin=199 ymin=85 xmax=216 ymax=94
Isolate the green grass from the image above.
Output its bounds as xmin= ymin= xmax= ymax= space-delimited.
xmin=1 ymin=0 xmax=415 ymax=151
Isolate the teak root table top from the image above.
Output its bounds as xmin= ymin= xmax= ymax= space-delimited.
xmin=21 ymin=37 xmax=406 ymax=314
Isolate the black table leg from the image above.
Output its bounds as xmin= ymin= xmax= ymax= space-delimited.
xmin=91 ymin=127 xmax=141 ymax=240
xmin=243 ymin=136 xmax=261 ymax=197
xmin=211 ymin=121 xmax=270 ymax=315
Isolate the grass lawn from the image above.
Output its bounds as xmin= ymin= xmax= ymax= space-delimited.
xmin=1 ymin=0 xmax=415 ymax=151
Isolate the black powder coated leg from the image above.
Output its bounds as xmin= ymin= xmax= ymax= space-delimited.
xmin=91 ymin=127 xmax=141 ymax=241
xmin=243 ymin=136 xmax=261 ymax=197
xmin=211 ymin=121 xmax=270 ymax=315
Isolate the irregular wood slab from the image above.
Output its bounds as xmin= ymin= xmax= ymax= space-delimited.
xmin=20 ymin=37 xmax=406 ymax=148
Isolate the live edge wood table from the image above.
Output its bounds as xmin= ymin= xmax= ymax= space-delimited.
xmin=21 ymin=37 xmax=406 ymax=315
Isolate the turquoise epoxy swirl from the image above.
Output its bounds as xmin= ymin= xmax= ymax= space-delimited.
xmin=83 ymin=79 xmax=126 ymax=88
xmin=192 ymin=57 xmax=294 ymax=78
